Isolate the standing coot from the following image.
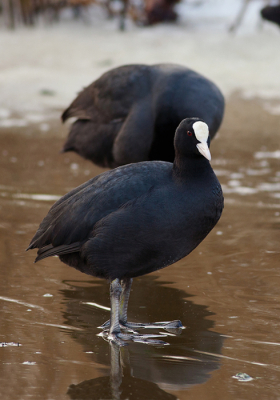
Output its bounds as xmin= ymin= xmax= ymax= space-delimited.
xmin=27 ymin=118 xmax=224 ymax=346
xmin=61 ymin=64 xmax=225 ymax=168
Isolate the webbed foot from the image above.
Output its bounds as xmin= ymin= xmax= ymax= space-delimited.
xmin=98 ymin=330 xmax=169 ymax=346
xmin=99 ymin=319 xmax=184 ymax=334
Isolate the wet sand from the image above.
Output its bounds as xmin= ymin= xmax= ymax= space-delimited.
xmin=0 ymin=94 xmax=279 ymax=399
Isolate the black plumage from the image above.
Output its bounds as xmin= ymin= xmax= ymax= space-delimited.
xmin=61 ymin=64 xmax=225 ymax=168
xmin=261 ymin=5 xmax=280 ymax=27
xmin=28 ymin=118 xmax=223 ymax=345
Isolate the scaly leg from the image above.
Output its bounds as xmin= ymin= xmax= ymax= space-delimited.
xmin=107 ymin=279 xmax=134 ymax=346
xmin=100 ymin=278 xmax=183 ymax=338
xmin=119 ymin=277 xmax=183 ymax=333
xmin=119 ymin=277 xmax=133 ymax=326
xmin=99 ymin=278 xmax=169 ymax=346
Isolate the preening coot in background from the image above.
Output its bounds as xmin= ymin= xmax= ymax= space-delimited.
xmin=62 ymin=64 xmax=225 ymax=168
xmin=28 ymin=118 xmax=224 ymax=346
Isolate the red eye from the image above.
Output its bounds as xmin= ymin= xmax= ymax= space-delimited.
xmin=187 ymin=131 xmax=192 ymax=136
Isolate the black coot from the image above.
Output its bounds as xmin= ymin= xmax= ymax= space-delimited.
xmin=61 ymin=64 xmax=225 ymax=168
xmin=28 ymin=118 xmax=224 ymax=346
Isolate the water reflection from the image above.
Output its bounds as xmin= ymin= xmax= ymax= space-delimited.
xmin=61 ymin=277 xmax=224 ymax=398
xmin=67 ymin=343 xmax=178 ymax=400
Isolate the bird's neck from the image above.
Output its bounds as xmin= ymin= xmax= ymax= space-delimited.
xmin=172 ymin=153 xmax=211 ymax=182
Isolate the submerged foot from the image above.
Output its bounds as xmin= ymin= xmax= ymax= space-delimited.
xmin=125 ymin=320 xmax=184 ymax=334
xmin=99 ymin=319 xmax=184 ymax=334
xmin=98 ymin=330 xmax=169 ymax=346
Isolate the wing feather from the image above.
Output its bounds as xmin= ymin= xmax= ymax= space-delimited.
xmin=28 ymin=162 xmax=171 ymax=254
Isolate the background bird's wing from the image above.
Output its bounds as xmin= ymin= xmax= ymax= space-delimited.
xmin=62 ymin=64 xmax=152 ymax=123
xmin=61 ymin=65 xmax=155 ymax=167
xmin=112 ymin=96 xmax=155 ymax=165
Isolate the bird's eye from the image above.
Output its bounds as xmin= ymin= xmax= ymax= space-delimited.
xmin=187 ymin=131 xmax=192 ymax=136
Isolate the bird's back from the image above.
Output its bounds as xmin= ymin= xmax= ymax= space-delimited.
xmin=28 ymin=161 xmax=172 ymax=254
xmin=61 ymin=64 xmax=224 ymax=167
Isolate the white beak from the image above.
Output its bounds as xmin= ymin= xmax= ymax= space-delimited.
xmin=196 ymin=142 xmax=211 ymax=161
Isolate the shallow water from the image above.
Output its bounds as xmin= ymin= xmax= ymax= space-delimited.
xmin=0 ymin=96 xmax=279 ymax=400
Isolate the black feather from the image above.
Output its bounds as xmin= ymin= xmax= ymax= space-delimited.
xmin=28 ymin=118 xmax=224 ymax=281
xmin=35 ymin=242 xmax=81 ymax=263
xmin=61 ymin=63 xmax=224 ymax=168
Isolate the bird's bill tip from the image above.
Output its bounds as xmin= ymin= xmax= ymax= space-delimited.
xmin=196 ymin=142 xmax=211 ymax=161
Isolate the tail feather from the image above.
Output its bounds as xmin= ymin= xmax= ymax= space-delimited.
xmin=61 ymin=107 xmax=91 ymax=123
xmin=35 ymin=242 xmax=81 ymax=263
xmin=26 ymin=226 xmax=53 ymax=252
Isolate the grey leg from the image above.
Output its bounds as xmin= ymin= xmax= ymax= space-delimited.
xmin=119 ymin=278 xmax=133 ymax=325
xmin=99 ymin=278 xmax=170 ymax=346
xmin=109 ymin=279 xmax=122 ymax=335
xmin=119 ymin=278 xmax=183 ymax=333
xmin=106 ymin=277 xmax=183 ymax=332
xmin=107 ymin=279 xmax=133 ymax=346
xmin=99 ymin=278 xmax=135 ymax=332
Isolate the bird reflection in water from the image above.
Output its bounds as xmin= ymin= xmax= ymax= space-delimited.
xmin=62 ymin=277 xmax=224 ymax=399
xmin=67 ymin=343 xmax=177 ymax=400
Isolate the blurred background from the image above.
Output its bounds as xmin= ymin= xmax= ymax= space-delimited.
xmin=0 ymin=0 xmax=280 ymax=124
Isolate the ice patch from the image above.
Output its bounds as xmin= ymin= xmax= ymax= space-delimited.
xmin=232 ymin=372 xmax=253 ymax=382
xmin=0 ymin=108 xmax=11 ymax=118
xmin=82 ymin=302 xmax=111 ymax=311
xmin=230 ymin=173 xmax=244 ymax=179
xmin=255 ymin=151 xmax=280 ymax=159
xmin=222 ymin=186 xmax=258 ymax=195
xmin=13 ymin=193 xmax=61 ymax=201
xmin=246 ymin=168 xmax=270 ymax=176
xmin=228 ymin=180 xmax=241 ymax=187
xmin=242 ymin=89 xmax=280 ymax=101
xmin=25 ymin=114 xmax=47 ymax=123
xmin=70 ymin=163 xmax=79 ymax=171
xmin=0 ymin=342 xmax=21 ymax=347
xmin=40 ymin=123 xmax=50 ymax=132
xmin=213 ymin=169 xmax=229 ymax=176
xmin=263 ymin=102 xmax=280 ymax=115
xmin=0 ymin=119 xmax=28 ymax=127
xmin=0 ymin=296 xmax=47 ymax=312
xmin=257 ymin=183 xmax=280 ymax=191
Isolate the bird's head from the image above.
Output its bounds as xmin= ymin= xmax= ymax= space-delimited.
xmin=174 ymin=118 xmax=211 ymax=161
